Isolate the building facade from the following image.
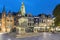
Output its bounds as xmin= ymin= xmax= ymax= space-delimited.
xmin=0 ymin=7 xmax=14 ymax=33
xmin=16 ymin=2 xmax=54 ymax=33
xmin=0 ymin=2 xmax=54 ymax=33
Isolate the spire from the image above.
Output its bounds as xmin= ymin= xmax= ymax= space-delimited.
xmin=2 ymin=6 xmax=6 ymax=17
xmin=20 ymin=2 xmax=26 ymax=16
xmin=2 ymin=6 xmax=6 ymax=12
xmin=8 ymin=10 xmax=11 ymax=13
xmin=8 ymin=10 xmax=12 ymax=17
xmin=21 ymin=2 xmax=24 ymax=6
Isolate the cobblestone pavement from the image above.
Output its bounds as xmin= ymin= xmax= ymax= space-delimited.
xmin=0 ymin=32 xmax=60 ymax=40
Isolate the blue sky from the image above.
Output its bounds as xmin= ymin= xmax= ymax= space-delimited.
xmin=0 ymin=0 xmax=60 ymax=16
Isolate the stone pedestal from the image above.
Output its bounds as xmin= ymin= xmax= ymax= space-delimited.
xmin=16 ymin=27 xmax=25 ymax=34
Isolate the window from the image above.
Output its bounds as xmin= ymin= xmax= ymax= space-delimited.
xmin=21 ymin=29 xmax=24 ymax=31
xmin=10 ymin=20 xmax=12 ymax=22
xmin=7 ymin=20 xmax=9 ymax=22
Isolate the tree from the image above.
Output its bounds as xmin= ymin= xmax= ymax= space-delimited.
xmin=53 ymin=4 xmax=60 ymax=26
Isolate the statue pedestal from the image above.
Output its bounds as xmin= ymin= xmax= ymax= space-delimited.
xmin=16 ymin=27 xmax=25 ymax=34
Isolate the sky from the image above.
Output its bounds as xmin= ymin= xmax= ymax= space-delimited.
xmin=0 ymin=0 xmax=60 ymax=16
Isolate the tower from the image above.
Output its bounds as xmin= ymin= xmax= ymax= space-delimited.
xmin=7 ymin=11 xmax=14 ymax=28
xmin=20 ymin=2 xmax=26 ymax=16
xmin=2 ymin=6 xmax=6 ymax=32
xmin=6 ymin=11 xmax=14 ymax=32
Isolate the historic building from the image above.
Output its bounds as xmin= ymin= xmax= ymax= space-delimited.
xmin=0 ymin=2 xmax=54 ymax=33
xmin=0 ymin=7 xmax=14 ymax=33
xmin=16 ymin=2 xmax=54 ymax=33
xmin=14 ymin=2 xmax=25 ymax=26
xmin=34 ymin=14 xmax=53 ymax=32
